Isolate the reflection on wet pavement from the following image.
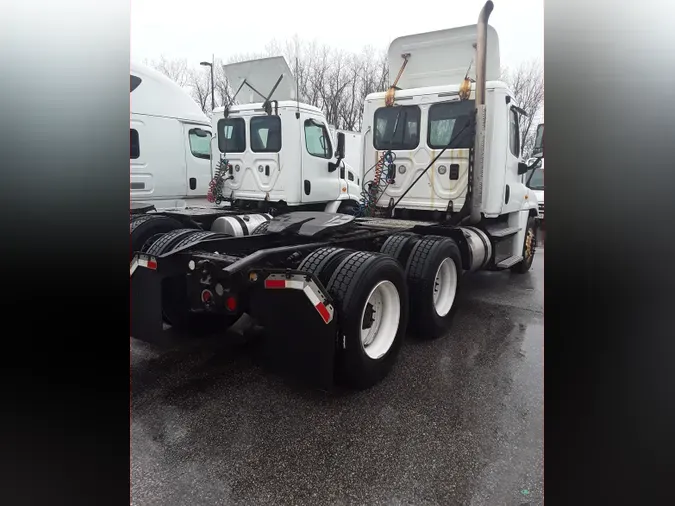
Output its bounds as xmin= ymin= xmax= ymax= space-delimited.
xmin=132 ymin=250 xmax=544 ymax=506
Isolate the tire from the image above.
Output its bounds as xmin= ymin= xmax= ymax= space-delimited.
xmin=298 ymin=247 xmax=353 ymax=287
xmin=130 ymin=215 xmax=184 ymax=261
xmin=325 ymin=251 xmax=409 ymax=389
xmin=170 ymin=230 xmax=227 ymax=252
xmin=405 ymin=235 xmax=463 ymax=339
xmin=511 ymin=216 xmax=537 ymax=274
xmin=144 ymin=228 xmax=198 ymax=256
xmin=380 ymin=232 xmax=422 ymax=266
xmin=251 ymin=220 xmax=270 ymax=235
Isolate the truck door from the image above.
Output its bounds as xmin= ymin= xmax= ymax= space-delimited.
xmin=183 ymin=123 xmax=212 ymax=197
xmin=502 ymin=104 xmax=526 ymax=213
xmin=301 ymin=117 xmax=341 ymax=203
xmin=130 ymin=115 xmax=188 ymax=203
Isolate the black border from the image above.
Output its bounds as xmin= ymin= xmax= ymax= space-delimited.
xmin=1 ymin=1 xmax=130 ymax=504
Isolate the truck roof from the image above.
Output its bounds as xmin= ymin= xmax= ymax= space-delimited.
xmin=131 ymin=61 xmax=209 ymax=125
xmin=222 ymin=56 xmax=298 ymax=105
xmin=364 ymin=80 xmax=512 ymax=103
xmin=388 ymin=24 xmax=501 ymax=89
xmin=213 ymin=101 xmax=324 ymax=116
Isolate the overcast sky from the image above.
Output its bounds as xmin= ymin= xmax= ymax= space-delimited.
xmin=131 ymin=0 xmax=543 ymax=70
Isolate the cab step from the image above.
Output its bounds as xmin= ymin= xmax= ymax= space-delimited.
xmin=496 ymin=255 xmax=523 ymax=269
xmin=484 ymin=225 xmax=521 ymax=238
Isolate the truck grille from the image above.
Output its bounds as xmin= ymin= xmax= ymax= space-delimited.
xmin=538 ymin=202 xmax=545 ymax=218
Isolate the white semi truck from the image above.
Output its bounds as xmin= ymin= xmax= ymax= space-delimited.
xmin=130 ymin=62 xmax=214 ymax=211
xmin=130 ymin=1 xmax=542 ymax=390
xmin=206 ymin=56 xmax=363 ymax=215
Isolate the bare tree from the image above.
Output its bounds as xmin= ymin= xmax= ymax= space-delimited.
xmin=501 ymin=59 xmax=544 ymax=158
xmin=145 ymin=38 xmax=390 ymax=128
xmin=188 ymin=68 xmax=211 ymax=115
xmin=144 ymin=55 xmax=191 ymax=88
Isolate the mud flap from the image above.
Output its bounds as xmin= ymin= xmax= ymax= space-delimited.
xmin=248 ymin=276 xmax=338 ymax=390
xmin=130 ymin=266 xmax=166 ymax=344
xmin=130 ymin=253 xmax=185 ymax=345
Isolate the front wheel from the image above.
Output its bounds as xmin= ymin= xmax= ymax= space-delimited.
xmin=511 ymin=216 xmax=537 ymax=274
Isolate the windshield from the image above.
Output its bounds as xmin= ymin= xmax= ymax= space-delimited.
xmin=528 ymin=168 xmax=544 ymax=190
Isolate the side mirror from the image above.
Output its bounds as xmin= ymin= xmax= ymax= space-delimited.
xmin=532 ymin=123 xmax=544 ymax=158
xmin=328 ymin=132 xmax=346 ymax=173
xmin=517 ymin=162 xmax=530 ymax=175
xmin=335 ymin=132 xmax=346 ymax=160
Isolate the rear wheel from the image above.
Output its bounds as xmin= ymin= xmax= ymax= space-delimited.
xmin=298 ymin=247 xmax=353 ymax=287
xmin=405 ymin=236 xmax=463 ymax=339
xmin=324 ymin=251 xmax=409 ymax=389
xmin=130 ymin=214 xmax=183 ymax=261
xmin=380 ymin=232 xmax=422 ymax=266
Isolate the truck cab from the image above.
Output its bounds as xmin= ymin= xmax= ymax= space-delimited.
xmin=360 ymin=24 xmax=539 ymax=223
xmin=210 ymin=57 xmax=362 ymax=211
xmin=130 ymin=62 xmax=213 ymax=211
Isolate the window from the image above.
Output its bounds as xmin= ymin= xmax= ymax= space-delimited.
xmin=373 ymin=106 xmax=421 ymax=150
xmin=427 ymin=100 xmax=475 ymax=149
xmin=509 ymin=107 xmax=520 ymax=157
xmin=348 ymin=171 xmax=355 ymax=182
xmin=527 ymin=168 xmax=544 ymax=190
xmin=251 ymin=116 xmax=282 ymax=153
xmin=130 ymin=129 xmax=140 ymax=159
xmin=304 ymin=119 xmax=332 ymax=158
xmin=188 ymin=128 xmax=211 ymax=160
xmin=217 ymin=118 xmax=245 ymax=153
xmin=130 ymin=75 xmax=142 ymax=92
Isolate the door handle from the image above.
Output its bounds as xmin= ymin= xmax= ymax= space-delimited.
xmin=189 ymin=177 xmax=197 ymax=190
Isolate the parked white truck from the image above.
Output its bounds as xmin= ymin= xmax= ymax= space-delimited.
xmin=130 ymin=1 xmax=542 ymax=390
xmin=207 ymin=56 xmax=363 ymax=214
xmin=130 ymin=62 xmax=213 ymax=211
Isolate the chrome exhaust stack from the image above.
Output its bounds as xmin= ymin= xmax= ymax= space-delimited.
xmin=469 ymin=0 xmax=494 ymax=225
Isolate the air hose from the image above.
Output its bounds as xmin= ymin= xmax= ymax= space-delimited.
xmin=207 ymin=157 xmax=233 ymax=205
xmin=354 ymin=150 xmax=396 ymax=217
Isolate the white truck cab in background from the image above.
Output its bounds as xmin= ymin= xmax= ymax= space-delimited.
xmin=130 ymin=62 xmax=213 ymax=211
xmin=526 ymin=157 xmax=544 ymax=221
xmin=209 ymin=57 xmax=363 ymax=213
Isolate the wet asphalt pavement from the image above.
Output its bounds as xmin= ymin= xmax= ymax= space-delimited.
xmin=132 ymin=246 xmax=544 ymax=506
